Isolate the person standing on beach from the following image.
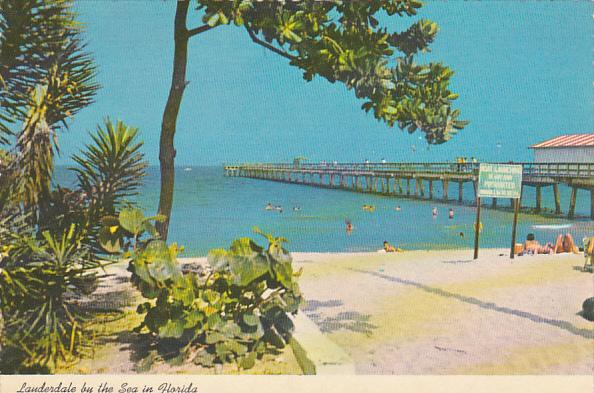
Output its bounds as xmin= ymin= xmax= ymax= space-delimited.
xmin=449 ymin=208 xmax=454 ymax=219
xmin=432 ymin=207 xmax=438 ymax=217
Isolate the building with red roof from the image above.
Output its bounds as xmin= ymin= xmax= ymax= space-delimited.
xmin=530 ymin=133 xmax=594 ymax=163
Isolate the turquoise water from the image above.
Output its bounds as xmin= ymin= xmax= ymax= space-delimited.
xmin=56 ymin=167 xmax=593 ymax=256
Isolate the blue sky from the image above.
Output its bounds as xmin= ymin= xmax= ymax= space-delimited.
xmin=59 ymin=1 xmax=593 ymax=166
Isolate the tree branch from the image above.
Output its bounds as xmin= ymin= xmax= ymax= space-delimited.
xmin=187 ymin=24 xmax=214 ymax=38
xmin=245 ymin=27 xmax=296 ymax=61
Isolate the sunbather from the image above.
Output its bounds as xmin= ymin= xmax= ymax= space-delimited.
xmin=522 ymin=233 xmax=553 ymax=255
xmin=553 ymin=233 xmax=579 ymax=254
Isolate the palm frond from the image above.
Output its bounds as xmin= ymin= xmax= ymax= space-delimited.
xmin=71 ymin=119 xmax=147 ymax=217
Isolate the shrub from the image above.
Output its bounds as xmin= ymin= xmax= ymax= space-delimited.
xmin=0 ymin=119 xmax=146 ymax=372
xmin=100 ymin=207 xmax=302 ymax=370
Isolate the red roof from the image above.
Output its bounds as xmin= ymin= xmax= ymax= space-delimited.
xmin=531 ymin=134 xmax=594 ymax=149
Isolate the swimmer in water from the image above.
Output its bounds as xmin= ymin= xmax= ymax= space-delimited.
xmin=395 ymin=205 xmax=401 ymax=212
xmin=345 ymin=220 xmax=353 ymax=234
xmin=265 ymin=203 xmax=274 ymax=210
xmin=293 ymin=206 xmax=301 ymax=212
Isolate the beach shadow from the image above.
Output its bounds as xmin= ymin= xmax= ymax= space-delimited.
xmin=80 ymin=289 xmax=136 ymax=311
xmin=302 ymin=299 xmax=377 ymax=335
xmin=442 ymin=259 xmax=475 ymax=264
xmin=352 ymin=269 xmax=594 ymax=340
xmin=307 ymin=310 xmax=377 ymax=335
xmin=303 ymin=299 xmax=344 ymax=312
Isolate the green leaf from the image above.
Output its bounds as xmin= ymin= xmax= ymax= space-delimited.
xmin=158 ymin=319 xmax=185 ymax=339
xmin=119 ymin=207 xmax=145 ymax=235
xmin=98 ymin=226 xmax=121 ymax=253
xmin=239 ymin=352 xmax=256 ymax=370
xmin=272 ymin=258 xmax=293 ymax=288
xmin=243 ymin=313 xmax=260 ymax=327
xmin=229 ymin=254 xmax=269 ymax=287
xmin=205 ymin=331 xmax=225 ymax=344
xmin=193 ymin=350 xmax=215 ymax=367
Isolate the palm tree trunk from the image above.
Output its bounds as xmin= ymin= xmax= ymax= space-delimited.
xmin=156 ymin=0 xmax=190 ymax=239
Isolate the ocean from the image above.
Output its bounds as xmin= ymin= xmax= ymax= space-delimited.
xmin=54 ymin=166 xmax=593 ymax=256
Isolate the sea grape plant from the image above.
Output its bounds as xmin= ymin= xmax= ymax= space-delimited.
xmin=100 ymin=208 xmax=302 ymax=369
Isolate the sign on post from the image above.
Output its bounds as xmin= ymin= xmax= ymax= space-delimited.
xmin=477 ymin=163 xmax=523 ymax=199
xmin=474 ymin=163 xmax=523 ymax=259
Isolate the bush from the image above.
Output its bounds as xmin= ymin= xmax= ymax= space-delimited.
xmin=0 ymin=119 xmax=146 ymax=372
xmin=100 ymin=207 xmax=302 ymax=370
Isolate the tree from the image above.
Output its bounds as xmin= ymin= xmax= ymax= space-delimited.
xmin=0 ymin=0 xmax=99 ymax=209
xmin=155 ymin=0 xmax=468 ymax=239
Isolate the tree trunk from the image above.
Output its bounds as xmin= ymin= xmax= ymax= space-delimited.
xmin=156 ymin=0 xmax=190 ymax=239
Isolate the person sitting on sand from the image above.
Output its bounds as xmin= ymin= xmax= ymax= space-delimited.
xmin=383 ymin=241 xmax=397 ymax=253
xmin=554 ymin=233 xmax=579 ymax=254
xmin=523 ymin=233 xmax=553 ymax=255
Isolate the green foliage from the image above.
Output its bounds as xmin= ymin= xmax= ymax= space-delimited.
xmin=193 ymin=0 xmax=467 ymax=143
xmin=101 ymin=208 xmax=302 ymax=370
xmin=0 ymin=0 xmax=98 ymax=141
xmin=0 ymin=221 xmax=100 ymax=371
xmin=0 ymin=0 xmax=98 ymax=203
xmin=71 ymin=119 xmax=147 ymax=219
xmin=0 ymin=120 xmax=147 ymax=372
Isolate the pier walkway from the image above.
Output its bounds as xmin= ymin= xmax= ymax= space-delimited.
xmin=223 ymin=162 xmax=594 ymax=219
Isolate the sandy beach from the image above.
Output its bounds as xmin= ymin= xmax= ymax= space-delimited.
xmin=289 ymin=249 xmax=593 ymax=374
xmin=69 ymin=248 xmax=593 ymax=375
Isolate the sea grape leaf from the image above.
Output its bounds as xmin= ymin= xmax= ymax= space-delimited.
xmin=229 ymin=237 xmax=263 ymax=255
xmin=205 ymin=331 xmax=225 ymax=344
xmin=158 ymin=319 xmax=185 ymax=339
xmin=240 ymin=351 xmax=257 ymax=370
xmin=98 ymin=225 xmax=121 ymax=254
xmin=229 ymin=254 xmax=269 ymax=287
xmin=119 ymin=207 xmax=145 ymax=235
xmin=184 ymin=310 xmax=204 ymax=328
xmin=242 ymin=313 xmax=259 ymax=327
xmin=272 ymin=258 xmax=293 ymax=288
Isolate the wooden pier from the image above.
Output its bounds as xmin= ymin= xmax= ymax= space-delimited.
xmin=223 ymin=162 xmax=594 ymax=219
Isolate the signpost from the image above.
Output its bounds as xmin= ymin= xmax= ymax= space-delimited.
xmin=474 ymin=163 xmax=523 ymax=259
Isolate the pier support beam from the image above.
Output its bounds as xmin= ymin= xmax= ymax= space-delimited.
xmin=568 ymin=186 xmax=577 ymax=219
xmin=429 ymin=180 xmax=434 ymax=200
xmin=553 ymin=184 xmax=561 ymax=214
xmin=443 ymin=180 xmax=449 ymax=201
xmin=492 ymin=198 xmax=497 ymax=208
xmin=535 ymin=185 xmax=542 ymax=212
xmin=407 ymin=179 xmax=411 ymax=196
xmin=458 ymin=182 xmax=463 ymax=202
xmin=419 ymin=179 xmax=426 ymax=198
xmin=591 ymin=189 xmax=594 ymax=220
xmin=398 ymin=179 xmax=403 ymax=194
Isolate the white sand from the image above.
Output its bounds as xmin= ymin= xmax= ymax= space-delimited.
xmin=84 ymin=249 xmax=593 ymax=375
xmin=288 ymin=249 xmax=593 ymax=375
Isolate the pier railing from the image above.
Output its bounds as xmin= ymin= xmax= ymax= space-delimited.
xmin=225 ymin=162 xmax=594 ymax=179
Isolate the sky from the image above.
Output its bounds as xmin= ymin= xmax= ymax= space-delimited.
xmin=57 ymin=0 xmax=593 ymax=166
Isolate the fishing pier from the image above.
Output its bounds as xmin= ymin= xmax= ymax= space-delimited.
xmin=223 ymin=162 xmax=594 ymax=219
